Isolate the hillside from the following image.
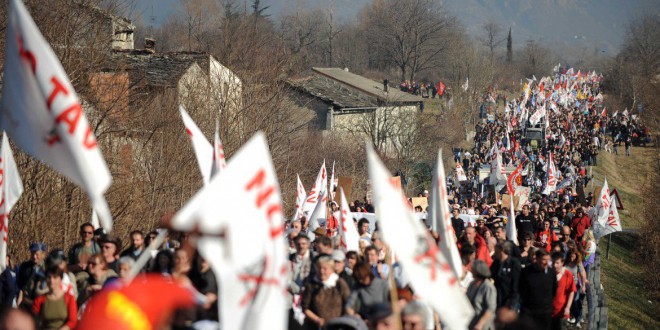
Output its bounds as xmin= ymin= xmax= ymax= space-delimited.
xmin=591 ymin=146 xmax=660 ymax=329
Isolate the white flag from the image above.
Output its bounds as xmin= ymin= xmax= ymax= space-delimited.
xmin=302 ymin=161 xmax=327 ymax=217
xmin=329 ymin=161 xmax=336 ymax=201
xmin=1 ymin=0 xmax=112 ymax=230
xmin=507 ymin=193 xmax=518 ymax=245
xmin=594 ymin=195 xmax=622 ymax=240
xmin=0 ymin=133 xmax=23 ymax=270
xmin=594 ymin=178 xmax=611 ymax=227
xmin=367 ymin=145 xmax=473 ymax=330
xmin=542 ymin=153 xmax=557 ymax=195
xmin=455 ymin=163 xmax=467 ymax=182
xmin=308 ymin=190 xmax=327 ymax=232
xmin=90 ymin=209 xmax=100 ymax=230
xmin=489 ymin=149 xmax=506 ymax=184
xmin=179 ymin=106 xmax=213 ymax=185
xmin=172 ymin=132 xmax=288 ymax=330
xmin=338 ymin=188 xmax=360 ymax=252
xmin=291 ymin=174 xmax=306 ymax=221
xmin=210 ymin=121 xmax=227 ymax=179
xmin=428 ymin=150 xmax=462 ymax=278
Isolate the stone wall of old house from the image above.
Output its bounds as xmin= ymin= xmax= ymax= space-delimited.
xmin=333 ymin=105 xmax=418 ymax=156
xmin=209 ymin=57 xmax=242 ymax=115
xmin=88 ymin=72 xmax=130 ymax=122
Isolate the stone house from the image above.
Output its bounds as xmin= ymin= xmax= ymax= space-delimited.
xmin=287 ymin=67 xmax=423 ymax=154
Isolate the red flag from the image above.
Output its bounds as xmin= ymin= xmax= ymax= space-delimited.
xmin=601 ymin=107 xmax=606 ymax=117
xmin=507 ymin=160 xmax=526 ymax=195
xmin=78 ymin=275 xmax=197 ymax=330
xmin=437 ymin=82 xmax=446 ymax=96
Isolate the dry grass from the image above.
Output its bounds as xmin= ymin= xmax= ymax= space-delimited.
xmin=592 ymin=146 xmax=660 ymax=329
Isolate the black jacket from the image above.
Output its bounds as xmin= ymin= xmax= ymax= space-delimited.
xmin=491 ymin=257 xmax=521 ymax=309
xmin=451 ymin=217 xmax=465 ymax=238
xmin=519 ymin=264 xmax=557 ymax=315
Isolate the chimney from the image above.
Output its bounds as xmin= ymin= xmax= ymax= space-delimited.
xmin=383 ymin=79 xmax=389 ymax=93
xmin=144 ymin=38 xmax=156 ymax=53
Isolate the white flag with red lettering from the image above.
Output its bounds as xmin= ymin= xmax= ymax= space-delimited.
xmin=594 ymin=195 xmax=621 ymax=240
xmin=367 ymin=145 xmax=473 ymax=330
xmin=210 ymin=121 xmax=227 ymax=179
xmin=172 ymin=132 xmax=288 ymax=330
xmin=291 ymin=174 xmax=306 ymax=221
xmin=179 ymin=106 xmax=213 ymax=185
xmin=0 ymin=133 xmax=23 ymax=271
xmin=542 ymin=153 xmax=557 ymax=195
xmin=302 ymin=161 xmax=327 ymax=217
xmin=1 ymin=0 xmax=112 ymax=230
xmin=594 ymin=178 xmax=611 ymax=227
xmin=338 ymin=188 xmax=360 ymax=252
xmin=308 ymin=190 xmax=327 ymax=232
xmin=428 ymin=149 xmax=462 ymax=278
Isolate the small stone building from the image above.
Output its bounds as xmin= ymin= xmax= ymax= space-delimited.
xmin=288 ymin=68 xmax=423 ymax=154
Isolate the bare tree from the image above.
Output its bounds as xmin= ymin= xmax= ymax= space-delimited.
xmin=361 ymin=0 xmax=455 ymax=82
xmin=478 ymin=21 xmax=506 ymax=61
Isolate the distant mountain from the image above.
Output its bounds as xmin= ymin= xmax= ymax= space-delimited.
xmin=132 ymin=0 xmax=658 ymax=56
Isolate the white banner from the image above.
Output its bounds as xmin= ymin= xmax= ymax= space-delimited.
xmin=593 ymin=195 xmax=622 ymax=240
xmin=542 ymin=153 xmax=557 ymax=195
xmin=172 ymin=132 xmax=288 ymax=330
xmin=291 ymin=174 xmax=306 ymax=221
xmin=594 ymin=178 xmax=611 ymax=227
xmin=338 ymin=188 xmax=360 ymax=252
xmin=367 ymin=145 xmax=473 ymax=330
xmin=0 ymin=133 xmax=23 ymax=270
xmin=302 ymin=161 xmax=326 ymax=217
xmin=179 ymin=106 xmax=213 ymax=185
xmin=210 ymin=121 xmax=227 ymax=179
xmin=428 ymin=149 xmax=462 ymax=278
xmin=1 ymin=0 xmax=113 ymax=230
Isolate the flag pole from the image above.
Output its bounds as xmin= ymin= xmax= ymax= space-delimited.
xmin=386 ymin=250 xmax=402 ymax=330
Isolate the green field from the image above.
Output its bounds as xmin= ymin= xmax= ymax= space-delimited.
xmin=592 ymin=147 xmax=660 ymax=329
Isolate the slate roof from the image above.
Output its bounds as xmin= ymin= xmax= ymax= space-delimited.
xmin=288 ymin=75 xmax=378 ymax=109
xmin=312 ymin=67 xmax=423 ymax=104
xmin=105 ymin=51 xmax=208 ymax=88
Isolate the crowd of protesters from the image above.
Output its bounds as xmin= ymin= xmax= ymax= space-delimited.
xmin=0 ymin=67 xmax=647 ymax=330
xmin=281 ymin=68 xmax=644 ymax=330
xmin=0 ymin=226 xmax=218 ymax=329
xmin=400 ymin=80 xmax=450 ymax=99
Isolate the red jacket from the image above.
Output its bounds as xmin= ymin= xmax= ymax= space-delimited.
xmin=570 ymin=215 xmax=592 ymax=240
xmin=33 ymin=293 xmax=78 ymax=329
xmin=473 ymin=233 xmax=493 ymax=267
xmin=535 ymin=229 xmax=558 ymax=253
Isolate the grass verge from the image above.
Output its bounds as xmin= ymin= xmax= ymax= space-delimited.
xmin=592 ymin=146 xmax=660 ymax=329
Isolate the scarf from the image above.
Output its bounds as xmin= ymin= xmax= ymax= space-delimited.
xmin=321 ymin=273 xmax=339 ymax=289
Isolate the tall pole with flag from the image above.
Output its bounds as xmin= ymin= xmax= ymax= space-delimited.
xmin=1 ymin=0 xmax=113 ymax=230
xmin=428 ymin=149 xmax=462 ymax=278
xmin=367 ymin=145 xmax=473 ymax=330
xmin=0 ymin=133 xmax=23 ymax=271
xmin=179 ymin=106 xmax=213 ymax=185
xmin=172 ymin=132 xmax=288 ymax=330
